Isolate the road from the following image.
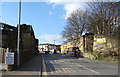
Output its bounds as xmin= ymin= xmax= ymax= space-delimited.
xmin=42 ymin=54 xmax=118 ymax=77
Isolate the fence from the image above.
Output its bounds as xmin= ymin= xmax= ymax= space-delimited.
xmin=0 ymin=48 xmax=6 ymax=63
xmin=0 ymin=48 xmax=17 ymax=71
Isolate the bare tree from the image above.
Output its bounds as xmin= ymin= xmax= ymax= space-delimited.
xmin=62 ymin=10 xmax=88 ymax=44
xmin=86 ymin=2 xmax=119 ymax=56
xmin=86 ymin=2 xmax=119 ymax=39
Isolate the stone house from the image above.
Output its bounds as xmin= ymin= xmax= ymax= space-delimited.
xmin=61 ymin=33 xmax=118 ymax=59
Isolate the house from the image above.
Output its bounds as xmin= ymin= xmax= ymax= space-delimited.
xmin=38 ymin=43 xmax=61 ymax=53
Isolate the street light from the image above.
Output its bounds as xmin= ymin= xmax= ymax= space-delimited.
xmin=54 ymin=40 xmax=55 ymax=45
xmin=54 ymin=40 xmax=56 ymax=51
xmin=17 ymin=0 xmax=21 ymax=70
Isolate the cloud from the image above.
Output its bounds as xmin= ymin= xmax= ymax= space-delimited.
xmin=2 ymin=0 xmax=119 ymax=2
xmin=48 ymin=12 xmax=53 ymax=15
xmin=64 ymin=3 xmax=83 ymax=19
xmin=46 ymin=0 xmax=86 ymax=19
xmin=39 ymin=34 xmax=65 ymax=44
xmin=45 ymin=0 xmax=119 ymax=19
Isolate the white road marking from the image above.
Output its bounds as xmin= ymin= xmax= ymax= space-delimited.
xmin=60 ymin=60 xmax=63 ymax=63
xmin=58 ymin=60 xmax=61 ymax=63
xmin=50 ymin=69 xmax=54 ymax=74
xmin=55 ymin=68 xmax=59 ymax=73
xmin=64 ymin=68 xmax=71 ymax=73
xmin=62 ymin=68 xmax=67 ymax=73
xmin=76 ymin=63 xmax=100 ymax=74
xmin=69 ymin=68 xmax=76 ymax=72
xmin=61 ymin=60 xmax=64 ymax=63
xmin=56 ymin=68 xmax=62 ymax=73
xmin=50 ymin=60 xmax=53 ymax=64
xmin=54 ymin=60 xmax=58 ymax=63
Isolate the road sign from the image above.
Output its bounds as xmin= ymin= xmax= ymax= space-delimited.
xmin=5 ymin=52 xmax=14 ymax=65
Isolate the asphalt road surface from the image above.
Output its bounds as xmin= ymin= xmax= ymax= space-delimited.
xmin=42 ymin=54 xmax=118 ymax=77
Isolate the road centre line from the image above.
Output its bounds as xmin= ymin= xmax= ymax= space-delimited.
xmin=76 ymin=63 xmax=100 ymax=74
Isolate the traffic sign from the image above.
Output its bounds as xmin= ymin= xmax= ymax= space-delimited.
xmin=5 ymin=52 xmax=14 ymax=65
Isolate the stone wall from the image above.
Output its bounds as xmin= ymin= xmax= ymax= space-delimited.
xmin=93 ymin=35 xmax=118 ymax=53
xmin=78 ymin=33 xmax=118 ymax=59
xmin=19 ymin=24 xmax=39 ymax=65
xmin=84 ymin=33 xmax=94 ymax=52
xmin=0 ymin=23 xmax=39 ymax=71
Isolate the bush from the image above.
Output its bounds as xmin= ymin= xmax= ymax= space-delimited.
xmin=91 ymin=52 xmax=105 ymax=60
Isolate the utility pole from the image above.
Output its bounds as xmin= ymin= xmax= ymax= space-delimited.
xmin=54 ymin=40 xmax=56 ymax=50
xmin=17 ymin=0 xmax=21 ymax=70
xmin=54 ymin=40 xmax=55 ymax=45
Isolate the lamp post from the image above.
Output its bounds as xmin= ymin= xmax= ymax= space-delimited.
xmin=54 ymin=40 xmax=55 ymax=45
xmin=54 ymin=40 xmax=56 ymax=51
xmin=17 ymin=0 xmax=21 ymax=70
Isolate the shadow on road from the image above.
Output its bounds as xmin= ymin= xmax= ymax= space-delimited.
xmin=43 ymin=54 xmax=84 ymax=73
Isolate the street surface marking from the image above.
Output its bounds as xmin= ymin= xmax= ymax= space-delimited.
xmin=54 ymin=60 xmax=57 ymax=63
xmin=50 ymin=60 xmax=53 ymax=64
xmin=60 ymin=60 xmax=62 ymax=63
xmin=42 ymin=55 xmax=48 ymax=77
xmin=69 ymin=68 xmax=76 ymax=72
xmin=42 ymin=72 xmax=48 ymax=75
xmin=64 ymin=68 xmax=71 ymax=73
xmin=50 ymin=69 xmax=54 ymax=74
xmin=56 ymin=68 xmax=62 ymax=73
xmin=58 ymin=60 xmax=61 ymax=63
xmin=55 ymin=68 xmax=59 ymax=73
xmin=76 ymin=63 xmax=100 ymax=74
xmin=62 ymin=68 xmax=67 ymax=73
xmin=60 ymin=60 xmax=64 ymax=63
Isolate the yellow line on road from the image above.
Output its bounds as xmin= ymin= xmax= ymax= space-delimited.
xmin=50 ymin=69 xmax=54 ymax=74
xmin=42 ymin=55 xmax=48 ymax=77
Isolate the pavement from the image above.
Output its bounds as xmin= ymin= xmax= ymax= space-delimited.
xmin=1 ymin=53 xmax=43 ymax=77
xmin=0 ymin=64 xmax=7 ymax=71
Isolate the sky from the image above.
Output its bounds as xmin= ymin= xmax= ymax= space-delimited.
xmin=1 ymin=1 xmax=87 ymax=45
xmin=1 ymin=0 xmax=118 ymax=45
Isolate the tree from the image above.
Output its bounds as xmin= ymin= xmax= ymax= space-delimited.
xmin=86 ymin=2 xmax=119 ymax=39
xmin=86 ymin=2 xmax=119 ymax=57
xmin=62 ymin=10 xmax=88 ymax=44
